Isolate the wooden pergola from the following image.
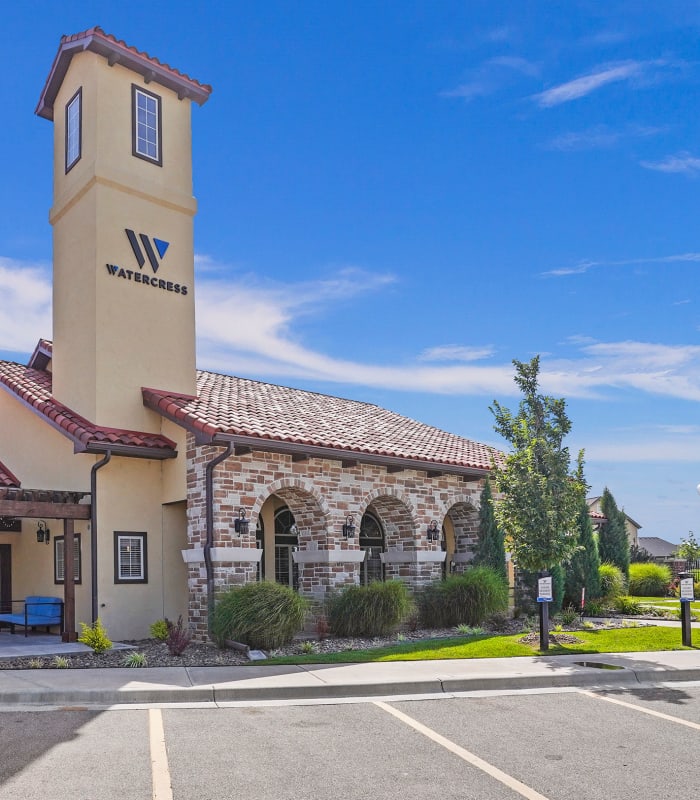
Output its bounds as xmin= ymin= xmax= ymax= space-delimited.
xmin=0 ymin=487 xmax=91 ymax=642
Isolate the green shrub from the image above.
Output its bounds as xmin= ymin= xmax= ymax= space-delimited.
xmin=582 ymin=600 xmax=608 ymax=617
xmin=327 ymin=580 xmax=412 ymax=637
xmin=612 ymin=596 xmax=642 ymax=615
xmin=627 ymin=562 xmax=672 ymax=597
xmin=418 ymin=567 xmax=508 ymax=628
xmin=211 ymin=581 xmax=307 ymax=650
xmin=77 ymin=618 xmax=112 ymax=654
xmin=598 ymin=563 xmax=626 ymax=599
xmin=122 ymin=651 xmax=148 ymax=668
xmin=560 ymin=605 xmax=579 ymax=625
xmin=150 ymin=619 xmax=169 ymax=641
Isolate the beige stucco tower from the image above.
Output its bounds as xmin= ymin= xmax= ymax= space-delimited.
xmin=37 ymin=28 xmax=211 ymax=430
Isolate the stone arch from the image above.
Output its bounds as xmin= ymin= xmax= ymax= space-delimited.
xmin=359 ymin=488 xmax=418 ymax=551
xmin=251 ymin=476 xmax=331 ymax=542
xmin=443 ymin=495 xmax=480 ymax=572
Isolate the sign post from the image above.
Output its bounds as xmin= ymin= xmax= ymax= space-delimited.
xmin=537 ymin=571 xmax=553 ymax=651
xmin=679 ymin=572 xmax=695 ymax=647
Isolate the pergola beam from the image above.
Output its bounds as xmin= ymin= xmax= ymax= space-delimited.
xmin=0 ymin=500 xmax=90 ymax=520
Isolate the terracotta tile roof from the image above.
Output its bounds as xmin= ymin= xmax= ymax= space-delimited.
xmin=0 ymin=459 xmax=20 ymax=488
xmin=143 ymin=371 xmax=500 ymax=473
xmin=0 ymin=359 xmax=176 ymax=459
xmin=37 ymin=26 xmax=212 ymax=120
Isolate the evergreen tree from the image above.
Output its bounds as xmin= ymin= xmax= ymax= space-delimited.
xmin=564 ymin=457 xmax=601 ymax=606
xmin=472 ymin=479 xmax=507 ymax=578
xmin=598 ymin=488 xmax=630 ymax=579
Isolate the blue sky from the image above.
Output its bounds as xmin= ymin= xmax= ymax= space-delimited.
xmin=1 ymin=2 xmax=700 ymax=543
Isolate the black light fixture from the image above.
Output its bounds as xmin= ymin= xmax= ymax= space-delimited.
xmin=427 ymin=520 xmax=440 ymax=542
xmin=36 ymin=520 xmax=50 ymax=544
xmin=342 ymin=515 xmax=356 ymax=538
xmin=234 ymin=508 xmax=250 ymax=535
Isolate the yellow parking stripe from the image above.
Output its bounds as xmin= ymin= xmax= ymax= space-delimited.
xmin=149 ymin=708 xmax=173 ymax=800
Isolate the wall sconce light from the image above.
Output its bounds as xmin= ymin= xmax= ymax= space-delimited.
xmin=427 ymin=520 xmax=440 ymax=542
xmin=342 ymin=515 xmax=356 ymax=538
xmin=234 ymin=508 xmax=250 ymax=535
xmin=36 ymin=520 xmax=50 ymax=544
xmin=449 ymin=560 xmax=456 ymax=574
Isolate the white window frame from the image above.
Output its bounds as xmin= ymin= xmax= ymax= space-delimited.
xmin=65 ymin=88 xmax=82 ymax=172
xmin=132 ymin=85 xmax=162 ymax=166
xmin=54 ymin=534 xmax=82 ymax=584
xmin=114 ymin=532 xmax=148 ymax=584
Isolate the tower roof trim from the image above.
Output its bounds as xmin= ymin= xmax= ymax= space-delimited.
xmin=36 ymin=26 xmax=212 ymax=120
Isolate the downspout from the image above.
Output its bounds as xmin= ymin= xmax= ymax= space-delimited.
xmin=205 ymin=442 xmax=234 ymax=636
xmin=90 ymin=451 xmax=112 ymax=623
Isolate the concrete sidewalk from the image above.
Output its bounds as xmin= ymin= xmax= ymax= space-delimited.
xmin=1 ymin=649 xmax=700 ymax=706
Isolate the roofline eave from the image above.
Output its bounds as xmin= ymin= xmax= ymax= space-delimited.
xmin=209 ymin=432 xmax=490 ymax=479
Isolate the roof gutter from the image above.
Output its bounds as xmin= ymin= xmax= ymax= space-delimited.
xmin=204 ymin=442 xmax=234 ymax=636
xmin=209 ymin=433 xmax=492 ymax=479
xmin=90 ymin=450 xmax=112 ymax=624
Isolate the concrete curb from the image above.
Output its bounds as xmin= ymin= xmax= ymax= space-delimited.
xmin=2 ymin=664 xmax=700 ymax=706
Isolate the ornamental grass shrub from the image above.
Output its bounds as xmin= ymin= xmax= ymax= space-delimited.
xmin=326 ymin=580 xmax=412 ymax=637
xmin=211 ymin=581 xmax=308 ymax=650
xmin=627 ymin=562 xmax=672 ymax=597
xmin=598 ymin=562 xmax=627 ymax=599
xmin=417 ymin=567 xmax=509 ymax=629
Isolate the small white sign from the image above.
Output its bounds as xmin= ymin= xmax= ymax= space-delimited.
xmin=537 ymin=576 xmax=553 ymax=602
xmin=680 ymin=577 xmax=695 ymax=602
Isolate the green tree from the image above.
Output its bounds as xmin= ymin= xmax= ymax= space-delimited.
xmin=678 ymin=531 xmax=700 ymax=562
xmin=490 ymin=356 xmax=585 ymax=574
xmin=564 ymin=457 xmax=601 ymax=606
xmin=598 ymin=488 xmax=630 ymax=578
xmin=472 ymin=479 xmax=507 ymax=578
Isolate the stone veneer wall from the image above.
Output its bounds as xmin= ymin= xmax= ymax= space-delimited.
xmin=185 ymin=436 xmax=485 ymax=640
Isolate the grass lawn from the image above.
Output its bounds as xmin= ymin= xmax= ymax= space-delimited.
xmin=265 ymin=626 xmax=698 ymax=666
xmin=632 ymin=597 xmax=700 ymax=613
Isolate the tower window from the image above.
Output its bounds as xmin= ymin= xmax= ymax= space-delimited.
xmin=65 ymin=88 xmax=82 ymax=172
xmin=132 ymin=85 xmax=162 ymax=166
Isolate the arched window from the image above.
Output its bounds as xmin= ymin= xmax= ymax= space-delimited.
xmin=359 ymin=512 xmax=384 ymax=585
xmin=274 ymin=507 xmax=299 ymax=589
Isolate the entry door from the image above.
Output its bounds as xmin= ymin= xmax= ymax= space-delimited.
xmin=0 ymin=545 xmax=11 ymax=613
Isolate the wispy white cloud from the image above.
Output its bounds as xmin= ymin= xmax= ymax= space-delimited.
xmin=487 ymin=56 xmax=540 ymax=77
xmin=418 ymin=345 xmax=495 ymax=362
xmin=534 ymin=61 xmax=646 ymax=107
xmin=441 ymin=55 xmax=539 ymax=101
xmin=641 ymin=152 xmax=700 ymax=175
xmin=5 ymin=255 xmax=700 ymax=409
xmin=547 ymin=123 xmax=665 ymax=152
xmin=0 ymin=257 xmax=52 ymax=352
xmin=541 ymin=252 xmax=700 ymax=277
xmin=584 ymin=422 xmax=700 ymax=462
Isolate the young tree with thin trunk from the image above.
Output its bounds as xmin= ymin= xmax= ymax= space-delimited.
xmin=490 ymin=356 xmax=585 ymax=574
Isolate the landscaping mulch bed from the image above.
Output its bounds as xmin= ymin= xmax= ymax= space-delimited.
xmin=0 ymin=617 xmax=625 ymax=670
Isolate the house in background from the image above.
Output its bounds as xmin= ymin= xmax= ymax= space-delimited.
xmin=637 ymin=537 xmax=679 ymax=562
xmin=587 ymin=497 xmax=641 ymax=549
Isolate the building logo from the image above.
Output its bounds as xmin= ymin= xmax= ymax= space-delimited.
xmin=125 ymin=229 xmax=170 ymax=273
xmin=103 ymin=229 xmax=188 ymax=296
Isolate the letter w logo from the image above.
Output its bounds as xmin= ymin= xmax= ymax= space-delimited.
xmin=125 ymin=229 xmax=170 ymax=274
